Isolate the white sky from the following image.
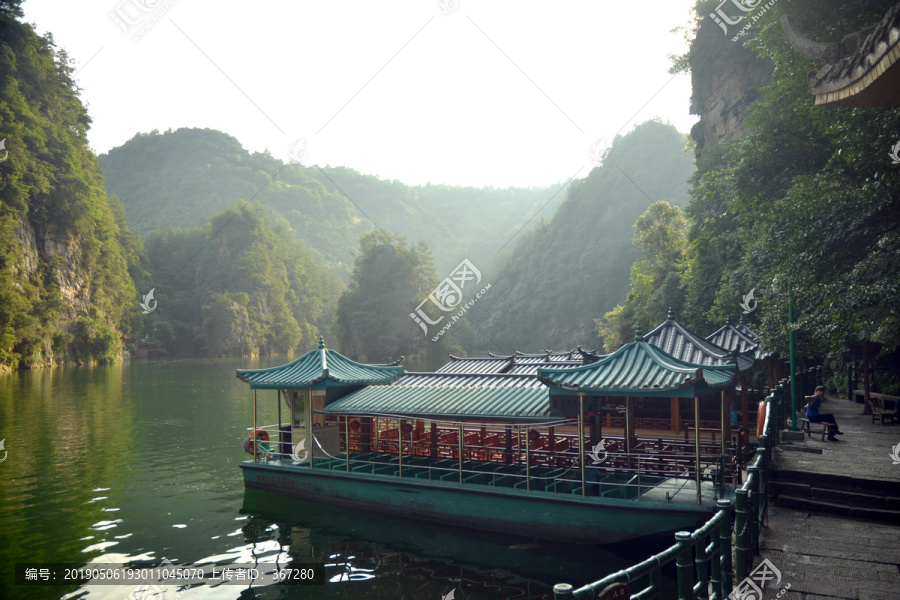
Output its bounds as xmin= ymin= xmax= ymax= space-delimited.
xmin=23 ymin=0 xmax=699 ymax=188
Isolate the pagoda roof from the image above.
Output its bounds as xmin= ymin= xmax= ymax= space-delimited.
xmin=706 ymin=316 xmax=759 ymax=355
xmin=781 ymin=7 xmax=900 ymax=107
xmin=319 ymin=371 xmax=554 ymax=422
xmin=537 ymin=328 xmax=736 ymax=398
xmin=236 ymin=337 xmax=404 ymax=390
xmin=435 ymin=348 xmax=605 ymax=375
xmin=706 ymin=317 xmax=777 ymax=362
xmin=644 ymin=308 xmax=755 ymax=373
xmin=736 ymin=315 xmax=759 ymax=341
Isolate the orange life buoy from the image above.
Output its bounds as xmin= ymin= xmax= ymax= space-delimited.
xmin=243 ymin=428 xmax=270 ymax=453
xmin=756 ymin=401 xmax=767 ymax=437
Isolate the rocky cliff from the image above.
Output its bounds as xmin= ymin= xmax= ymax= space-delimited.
xmin=1 ymin=9 xmax=141 ymax=370
xmin=687 ymin=13 xmax=774 ymax=155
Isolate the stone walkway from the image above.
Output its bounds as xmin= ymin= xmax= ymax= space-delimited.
xmin=756 ymin=394 xmax=900 ymax=599
xmin=773 ymin=394 xmax=900 ymax=484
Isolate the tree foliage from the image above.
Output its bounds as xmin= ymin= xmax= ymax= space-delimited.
xmin=333 ymin=230 xmax=438 ymax=363
xmin=596 ymin=201 xmax=689 ymax=352
xmin=144 ymin=203 xmax=341 ymax=357
xmin=677 ymin=0 xmax=900 ymax=359
xmin=0 ymin=8 xmax=140 ymax=367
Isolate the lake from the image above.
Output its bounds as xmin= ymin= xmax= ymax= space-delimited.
xmin=0 ymin=356 xmax=669 ymax=600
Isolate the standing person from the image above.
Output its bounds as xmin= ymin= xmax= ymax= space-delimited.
xmin=804 ymin=386 xmax=844 ymax=441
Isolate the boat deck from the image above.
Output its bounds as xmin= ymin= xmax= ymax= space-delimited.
xmin=254 ymin=452 xmax=726 ymax=506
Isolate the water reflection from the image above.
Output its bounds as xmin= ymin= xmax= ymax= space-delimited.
xmin=233 ymin=489 xmax=638 ymax=599
xmin=0 ymin=358 xmax=673 ymax=600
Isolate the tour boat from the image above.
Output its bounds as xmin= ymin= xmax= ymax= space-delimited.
xmin=237 ymin=333 xmax=742 ymax=544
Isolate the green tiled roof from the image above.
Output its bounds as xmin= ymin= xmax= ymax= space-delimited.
xmin=319 ymin=384 xmax=552 ymax=422
xmin=538 ymin=329 xmax=736 ymax=398
xmin=236 ymin=337 xmax=403 ymax=390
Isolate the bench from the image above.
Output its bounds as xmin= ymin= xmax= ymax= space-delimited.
xmin=864 ymin=396 xmax=897 ymax=425
xmin=798 ymin=417 xmax=828 ymax=441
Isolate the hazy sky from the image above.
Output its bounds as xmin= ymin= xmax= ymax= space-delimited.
xmin=23 ymin=0 xmax=699 ymax=188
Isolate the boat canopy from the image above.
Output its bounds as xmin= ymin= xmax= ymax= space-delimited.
xmin=235 ymin=336 xmax=404 ymax=390
xmin=318 ymin=372 xmax=555 ymax=422
xmin=643 ymin=308 xmax=755 ymax=374
xmin=538 ymin=328 xmax=737 ymax=398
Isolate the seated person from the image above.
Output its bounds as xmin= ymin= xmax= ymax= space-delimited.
xmin=804 ymin=386 xmax=844 ymax=441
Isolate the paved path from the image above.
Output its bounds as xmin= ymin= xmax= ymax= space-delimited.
xmin=773 ymin=394 xmax=900 ymax=483
xmin=756 ymin=394 xmax=900 ymax=599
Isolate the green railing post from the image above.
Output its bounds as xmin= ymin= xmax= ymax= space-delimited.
xmin=718 ymin=499 xmax=734 ymax=599
xmin=755 ymin=446 xmax=768 ymax=536
xmin=695 ymin=530 xmax=710 ymax=600
xmin=675 ymin=531 xmax=694 ymax=600
xmin=734 ymin=488 xmax=750 ymax=581
xmin=649 ymin=564 xmax=663 ymax=600
xmin=553 ymin=583 xmax=574 ymax=599
xmin=747 ymin=465 xmax=760 ymax=555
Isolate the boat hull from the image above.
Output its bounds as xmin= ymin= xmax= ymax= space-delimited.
xmin=241 ymin=460 xmax=716 ymax=544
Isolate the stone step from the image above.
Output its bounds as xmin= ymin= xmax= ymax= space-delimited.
xmin=770 ymin=480 xmax=894 ymax=509
xmin=770 ymin=468 xmax=900 ymax=497
xmin=774 ymin=493 xmax=900 ymax=523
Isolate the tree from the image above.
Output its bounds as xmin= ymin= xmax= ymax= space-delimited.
xmin=595 ymin=201 xmax=689 ymax=351
xmin=144 ymin=202 xmax=341 ymax=357
xmin=333 ymin=231 xmax=437 ymax=362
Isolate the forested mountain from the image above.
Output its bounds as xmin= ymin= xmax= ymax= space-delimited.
xmin=99 ymin=128 xmax=564 ymax=278
xmin=0 ymin=2 xmax=144 ymax=369
xmin=467 ymin=120 xmax=695 ymax=351
xmin=143 ymin=203 xmax=341 ymax=357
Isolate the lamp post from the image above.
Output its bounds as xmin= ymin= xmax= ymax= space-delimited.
xmin=773 ymin=276 xmax=798 ymax=431
xmin=788 ymin=282 xmax=798 ymax=431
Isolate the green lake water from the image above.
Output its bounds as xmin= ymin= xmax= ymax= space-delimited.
xmin=0 ymin=357 xmax=665 ymax=600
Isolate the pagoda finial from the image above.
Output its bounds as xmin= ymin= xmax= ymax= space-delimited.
xmin=725 ymin=315 xmax=732 ymax=326
xmin=318 ymin=336 xmax=325 ymax=349
xmin=667 ymin=307 xmax=675 ymax=320
xmin=635 ymin=324 xmax=644 ymax=342
xmin=739 ymin=314 xmax=746 ymax=325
